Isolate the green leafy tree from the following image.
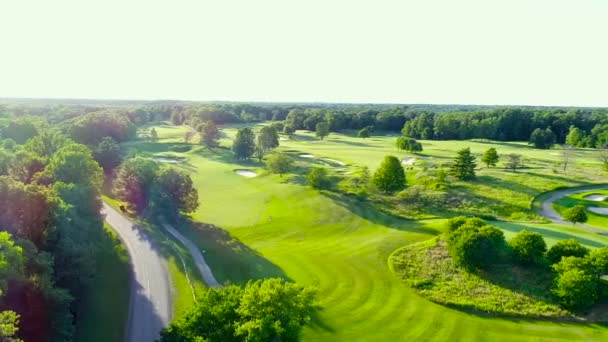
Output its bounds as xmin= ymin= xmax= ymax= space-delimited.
xmin=307 ymin=167 xmax=331 ymax=190
xmin=255 ymin=126 xmax=279 ymax=161
xmin=0 ymin=311 xmax=22 ymax=342
xmin=265 ymin=154 xmax=293 ymax=177
xmin=199 ymin=121 xmax=220 ymax=148
xmin=587 ymin=247 xmax=608 ymax=277
xmin=0 ymin=232 xmax=23 ymax=289
xmin=232 ymin=128 xmax=255 ymax=160
xmin=160 ymin=278 xmax=316 ymax=342
xmin=92 ymin=137 xmax=121 ymax=172
xmin=565 ymin=125 xmax=585 ymax=147
xmin=315 ymin=122 xmax=330 ymax=140
xmin=283 ymin=124 xmax=295 ymax=136
xmin=43 ymin=143 xmax=103 ymax=188
xmin=8 ymin=150 xmax=44 ymax=184
xmin=547 ymin=239 xmax=590 ymax=264
xmin=372 ymin=156 xmax=406 ymax=192
xmin=529 ymin=128 xmax=556 ymax=149
xmin=508 ymin=230 xmax=547 ymax=265
xmin=446 ymin=218 xmax=505 ymax=269
xmin=552 ymin=268 xmax=597 ymax=310
xmin=358 ymin=127 xmax=370 ymax=138
xmin=152 ymin=168 xmax=199 ymax=214
xmin=481 ymin=148 xmax=499 ymax=168
xmin=562 ymin=205 xmax=588 ymax=226
xmin=113 ymin=157 xmax=160 ymax=212
xmin=450 ymin=147 xmax=477 ymax=180
xmin=396 ymin=137 xmax=423 ymax=152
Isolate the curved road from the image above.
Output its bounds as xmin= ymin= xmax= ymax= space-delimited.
xmin=538 ymin=184 xmax=608 ymax=235
xmin=102 ymin=203 xmax=171 ymax=342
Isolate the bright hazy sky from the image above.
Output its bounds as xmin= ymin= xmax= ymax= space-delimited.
xmin=1 ymin=0 xmax=607 ymax=106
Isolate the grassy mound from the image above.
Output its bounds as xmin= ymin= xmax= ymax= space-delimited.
xmin=390 ymin=238 xmax=572 ymax=319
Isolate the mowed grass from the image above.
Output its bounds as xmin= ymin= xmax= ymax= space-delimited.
xmin=126 ymin=124 xmax=608 ymax=341
xmin=74 ymin=225 xmax=129 ymax=342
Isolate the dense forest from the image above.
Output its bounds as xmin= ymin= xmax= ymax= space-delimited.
xmin=2 ymin=100 xmax=608 ymax=148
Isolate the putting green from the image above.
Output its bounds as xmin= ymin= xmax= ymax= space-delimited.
xmin=128 ymin=124 xmax=608 ymax=341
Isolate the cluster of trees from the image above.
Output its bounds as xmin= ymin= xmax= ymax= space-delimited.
xmin=113 ymin=157 xmax=199 ymax=215
xmin=232 ymin=126 xmax=280 ymax=160
xmin=161 ymin=278 xmax=316 ymax=342
xmin=445 ymin=217 xmax=608 ymax=310
xmin=0 ymin=127 xmax=107 ymax=341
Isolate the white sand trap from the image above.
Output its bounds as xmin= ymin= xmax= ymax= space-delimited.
xmin=401 ymin=158 xmax=416 ymax=166
xmin=324 ymin=159 xmax=346 ymax=166
xmin=299 ymin=154 xmax=315 ymax=158
xmin=584 ymin=194 xmax=607 ymax=201
xmin=588 ymin=207 xmax=608 ymax=215
xmin=154 ymin=157 xmax=182 ymax=164
xmin=234 ymin=169 xmax=256 ymax=178
xmin=549 ymin=152 xmax=561 ymax=156
xmin=279 ymin=137 xmax=289 ymax=141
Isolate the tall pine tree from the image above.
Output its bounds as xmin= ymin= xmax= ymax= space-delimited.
xmin=451 ymin=147 xmax=477 ymax=180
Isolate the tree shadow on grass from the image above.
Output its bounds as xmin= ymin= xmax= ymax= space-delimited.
xmin=176 ymin=219 xmax=291 ymax=285
xmin=321 ymin=192 xmax=442 ymax=235
xmin=525 ymin=171 xmax=592 ymax=186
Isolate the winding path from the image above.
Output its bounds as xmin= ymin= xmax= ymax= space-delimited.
xmin=162 ymin=224 xmax=220 ymax=288
xmin=102 ymin=203 xmax=172 ymax=342
xmin=538 ymin=184 xmax=608 ymax=235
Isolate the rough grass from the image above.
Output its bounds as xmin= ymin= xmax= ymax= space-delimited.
xmin=74 ymin=225 xmax=129 ymax=342
xmin=390 ymin=238 xmax=569 ymax=319
xmin=120 ymin=124 xmax=608 ymax=341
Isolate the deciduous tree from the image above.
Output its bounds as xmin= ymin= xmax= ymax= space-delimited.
xmin=481 ymin=148 xmax=499 ymax=168
xmin=265 ymin=154 xmax=293 ymax=177
xmin=372 ymin=156 xmax=406 ymax=192
xmin=562 ymin=205 xmax=588 ymax=226
xmin=315 ymin=122 xmax=330 ymax=140
xmin=232 ymin=128 xmax=255 ymax=160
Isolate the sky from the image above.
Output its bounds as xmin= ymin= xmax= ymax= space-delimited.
xmin=1 ymin=0 xmax=607 ymax=106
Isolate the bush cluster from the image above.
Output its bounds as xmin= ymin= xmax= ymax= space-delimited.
xmin=445 ymin=217 xmax=608 ymax=311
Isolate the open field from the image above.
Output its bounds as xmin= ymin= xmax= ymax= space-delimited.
xmin=74 ymin=225 xmax=129 ymax=342
xmin=122 ymin=123 xmax=608 ymax=341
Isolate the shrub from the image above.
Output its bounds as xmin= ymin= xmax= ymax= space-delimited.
xmin=307 ymin=167 xmax=331 ymax=190
xmin=588 ymin=247 xmax=608 ymax=277
xmin=446 ymin=219 xmax=506 ymax=270
xmin=508 ymin=230 xmax=547 ymax=265
xmin=552 ymin=256 xmax=592 ymax=275
xmin=551 ymin=268 xmax=597 ymax=310
xmin=562 ymin=205 xmax=588 ymax=225
xmin=372 ymin=156 xmax=405 ymax=192
xmin=546 ymin=239 xmax=589 ymax=264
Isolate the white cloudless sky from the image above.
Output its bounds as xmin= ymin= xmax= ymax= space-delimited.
xmin=1 ymin=0 xmax=607 ymax=106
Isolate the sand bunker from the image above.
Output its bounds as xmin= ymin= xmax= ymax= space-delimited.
xmin=588 ymin=207 xmax=608 ymax=215
xmin=584 ymin=194 xmax=607 ymax=202
xmin=324 ymin=159 xmax=346 ymax=166
xmin=154 ymin=157 xmax=182 ymax=164
xmin=299 ymin=154 xmax=315 ymax=158
xmin=279 ymin=137 xmax=289 ymax=141
xmin=234 ymin=169 xmax=256 ymax=178
xmin=401 ymin=158 xmax=416 ymax=166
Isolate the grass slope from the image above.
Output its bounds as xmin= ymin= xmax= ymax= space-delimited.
xmin=74 ymin=225 xmax=129 ymax=342
xmin=125 ymin=124 xmax=608 ymax=341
